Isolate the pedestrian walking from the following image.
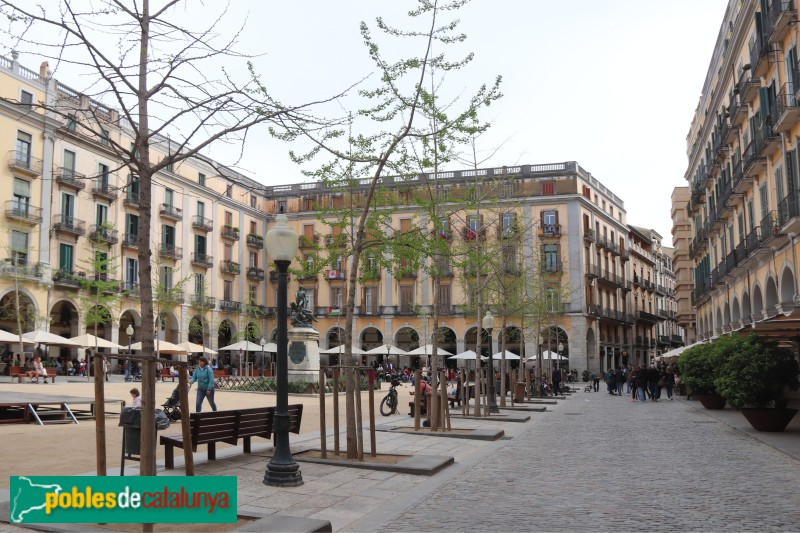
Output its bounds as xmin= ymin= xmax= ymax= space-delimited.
xmin=190 ymin=357 xmax=217 ymax=412
xmin=614 ymin=367 xmax=624 ymax=396
xmin=552 ymin=366 xmax=562 ymax=395
xmin=635 ymin=365 xmax=648 ymax=401
xmin=664 ymin=365 xmax=676 ymax=400
xmin=591 ymin=371 xmax=599 ymax=392
xmin=647 ymin=364 xmax=661 ymax=401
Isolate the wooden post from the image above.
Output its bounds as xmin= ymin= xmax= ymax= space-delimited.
xmin=475 ymin=366 xmax=482 ymax=418
xmin=178 ymin=367 xmax=194 ymax=476
xmin=367 ymin=369 xmax=376 ymax=457
xmin=413 ymin=370 xmax=421 ymax=431
xmin=93 ymin=354 xmax=106 ymax=476
xmin=319 ymin=368 xmax=327 ymax=459
xmin=333 ymin=367 xmax=340 ymax=455
xmin=439 ymin=370 xmax=447 ymax=432
xmin=354 ymin=367 xmax=363 ymax=461
xmin=140 ymin=358 xmax=157 ymax=476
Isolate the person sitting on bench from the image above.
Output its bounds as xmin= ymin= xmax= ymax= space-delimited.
xmin=32 ymin=356 xmax=48 ymax=383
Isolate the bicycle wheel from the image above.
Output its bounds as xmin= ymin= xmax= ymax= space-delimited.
xmin=380 ymin=393 xmax=397 ymax=416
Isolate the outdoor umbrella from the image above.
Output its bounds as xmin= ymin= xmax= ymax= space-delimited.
xmin=365 ymin=344 xmax=407 ymax=356
xmin=0 ymin=329 xmax=34 ymax=344
xmin=405 ymin=344 xmax=453 ymax=357
xmin=448 ymin=349 xmax=479 ymax=361
xmin=130 ymin=340 xmax=189 ymax=354
xmin=22 ymin=330 xmax=82 ymax=347
xmin=217 ymin=340 xmax=264 ymax=352
xmin=68 ymin=333 xmax=125 ymax=350
xmin=262 ymin=342 xmax=278 ymax=352
xmin=177 ymin=341 xmax=217 ymax=355
xmin=490 ymin=350 xmax=521 ymax=360
xmin=319 ymin=345 xmax=366 ymax=354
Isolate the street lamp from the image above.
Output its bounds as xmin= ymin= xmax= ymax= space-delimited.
xmin=260 ymin=337 xmax=266 ymax=377
xmin=482 ymin=310 xmax=498 ymax=413
xmin=125 ymin=324 xmax=134 ymax=381
xmin=264 ymin=213 xmax=303 ymax=487
xmin=557 ymin=342 xmax=564 ymax=369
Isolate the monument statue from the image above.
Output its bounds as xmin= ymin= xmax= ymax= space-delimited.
xmin=290 ymin=285 xmax=316 ymax=328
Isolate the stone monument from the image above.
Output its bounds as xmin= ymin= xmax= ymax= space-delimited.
xmin=287 ymin=285 xmax=320 ymax=383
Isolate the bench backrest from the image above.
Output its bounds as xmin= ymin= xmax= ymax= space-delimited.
xmin=190 ymin=411 xmax=240 ymax=445
xmin=187 ymin=404 xmax=303 ymax=444
xmin=288 ymin=404 xmax=303 ymax=434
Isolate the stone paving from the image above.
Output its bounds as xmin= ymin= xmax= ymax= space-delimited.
xmin=362 ymin=391 xmax=800 ymax=533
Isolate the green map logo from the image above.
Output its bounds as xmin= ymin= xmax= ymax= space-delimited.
xmin=9 ymin=476 xmax=237 ymax=524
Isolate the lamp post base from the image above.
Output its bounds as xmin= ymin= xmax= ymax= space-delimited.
xmin=263 ymin=466 xmax=304 ymax=487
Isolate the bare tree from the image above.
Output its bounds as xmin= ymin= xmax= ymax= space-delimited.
xmin=0 ymin=0 xmax=340 ymax=477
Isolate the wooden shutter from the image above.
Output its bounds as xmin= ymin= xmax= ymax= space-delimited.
xmin=400 ymin=218 xmax=412 ymax=233
xmin=303 ymin=224 xmax=314 ymax=239
xmin=542 ymin=181 xmax=555 ymax=195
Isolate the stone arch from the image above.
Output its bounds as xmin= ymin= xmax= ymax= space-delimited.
xmin=780 ymin=265 xmax=796 ymax=306
xmin=434 ymin=326 xmax=458 ymax=361
xmin=85 ymin=304 xmax=114 ymax=341
xmin=741 ymin=291 xmax=752 ymax=322
xmin=752 ymin=284 xmax=763 ymax=320
xmin=498 ymin=325 xmax=522 ymax=356
xmin=359 ymin=326 xmax=383 ymax=351
xmin=394 ymin=326 xmax=419 ymax=351
xmin=464 ymin=326 xmax=488 ymax=354
xmin=715 ymin=306 xmax=722 ymax=331
xmin=326 ymin=326 xmax=345 ymax=349
xmin=764 ymin=276 xmax=779 ymax=313
xmin=723 ymin=302 xmax=731 ymax=326
xmin=188 ymin=315 xmax=211 ymax=345
xmin=49 ymin=299 xmax=80 ymax=338
xmin=269 ymin=328 xmax=278 ymax=343
xmin=0 ymin=289 xmax=38 ymax=334
xmin=157 ymin=310 xmax=179 ymax=343
xmin=243 ymin=321 xmax=261 ymax=343
xmin=732 ymin=296 xmax=740 ymax=323
xmin=586 ymin=327 xmax=597 ymax=371
xmin=217 ymin=319 xmax=237 ymax=366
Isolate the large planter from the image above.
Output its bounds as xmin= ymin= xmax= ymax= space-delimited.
xmin=694 ymin=393 xmax=726 ymax=410
xmin=740 ymin=407 xmax=798 ymax=432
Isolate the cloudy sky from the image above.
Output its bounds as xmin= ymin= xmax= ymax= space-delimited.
xmin=2 ymin=0 xmax=729 ymax=244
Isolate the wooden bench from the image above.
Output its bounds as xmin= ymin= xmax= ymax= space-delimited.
xmin=160 ymin=404 xmax=303 ymax=469
xmin=159 ymin=368 xmax=176 ymax=382
xmin=12 ymin=368 xmax=57 ymax=383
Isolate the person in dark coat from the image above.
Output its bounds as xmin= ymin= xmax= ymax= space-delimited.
xmin=647 ymin=364 xmax=661 ymax=401
xmin=606 ymin=368 xmax=615 ymax=394
xmin=614 ymin=367 xmax=625 ymax=396
xmin=635 ymin=365 xmax=648 ymax=401
xmin=551 ymin=366 xmax=562 ymax=395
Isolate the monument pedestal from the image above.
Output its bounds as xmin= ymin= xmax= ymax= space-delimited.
xmin=287 ymin=327 xmax=320 ymax=383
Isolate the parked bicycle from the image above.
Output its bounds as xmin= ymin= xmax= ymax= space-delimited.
xmin=380 ymin=378 xmax=402 ymax=416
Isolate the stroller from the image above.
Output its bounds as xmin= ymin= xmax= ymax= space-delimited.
xmin=162 ymin=386 xmax=182 ymax=421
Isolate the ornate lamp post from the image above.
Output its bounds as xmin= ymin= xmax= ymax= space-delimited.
xmin=264 ymin=214 xmax=303 ymax=487
xmin=125 ymin=324 xmax=134 ymax=381
xmin=482 ymin=310 xmax=498 ymax=413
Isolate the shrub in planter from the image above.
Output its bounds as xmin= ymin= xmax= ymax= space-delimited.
xmin=714 ymin=334 xmax=799 ymax=410
xmin=678 ymin=342 xmax=718 ymax=395
xmin=581 ymin=369 xmax=590 ymax=382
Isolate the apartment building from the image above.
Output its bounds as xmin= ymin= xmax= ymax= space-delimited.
xmin=0 ymin=54 xmax=681 ymax=373
xmin=674 ymin=0 xmax=800 ymax=344
xmin=0 ymin=55 xmax=270 ymax=365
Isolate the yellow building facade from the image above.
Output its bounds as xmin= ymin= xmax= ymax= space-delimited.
xmin=675 ymin=0 xmax=800 ymax=344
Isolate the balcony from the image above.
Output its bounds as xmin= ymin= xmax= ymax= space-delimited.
xmin=221 ymin=225 xmax=240 ymax=241
xmin=5 ymin=201 xmax=42 ymax=225
xmin=777 ymin=193 xmax=800 ymax=235
xmin=541 ymin=261 xmax=562 ymax=275
xmin=122 ymin=232 xmax=139 ymax=249
xmin=767 ymin=0 xmax=796 ymax=44
xmin=7 ymin=150 xmax=42 ymax=177
xmin=220 ymin=260 xmax=241 ymax=276
xmin=159 ymin=243 xmax=183 ymax=260
xmin=247 ymin=266 xmax=265 ymax=281
xmin=245 ymin=304 xmax=270 ymax=318
xmin=89 ymin=225 xmax=119 ymax=245
xmin=0 ymin=259 xmax=43 ymax=281
xmin=743 ymin=140 xmax=767 ymax=177
xmin=462 ymin=226 xmax=486 ymax=241
xmin=756 ymin=118 xmax=781 ymax=158
xmin=191 ymin=252 xmax=213 ymax=268
xmin=731 ymin=159 xmax=754 ymax=194
xmin=396 ymin=269 xmax=417 ymax=279
xmin=583 ymin=228 xmax=595 ymax=243
xmin=361 ymin=305 xmax=380 ymax=316
xmin=92 ymin=181 xmax=118 ymax=202
xmin=124 ymin=190 xmax=141 ymax=209
xmin=219 ymin=300 xmax=242 ymax=312
xmin=299 ymin=234 xmax=318 ymax=248
xmin=269 ymin=271 xmax=292 ymax=283
xmin=538 ymin=224 xmax=561 ymax=238
xmin=749 ymin=33 xmax=773 ymax=78
xmin=190 ymin=294 xmax=216 ymax=309
xmin=325 ymin=269 xmax=348 ymax=281
xmin=730 ymin=99 xmax=749 ymax=126
xmin=120 ymin=281 xmax=140 ymax=296
xmin=246 ymin=234 xmax=264 ymax=248
xmin=52 ymin=214 xmax=86 ymax=236
xmin=723 ymin=122 xmax=738 ymax=145
xmin=192 ymin=215 xmax=213 ymax=232
xmin=585 ymin=264 xmax=599 ymax=279
xmin=52 ymin=270 xmax=82 ymax=290
xmin=498 ymin=226 xmax=519 ymax=240
xmin=775 ymin=83 xmax=800 ymax=133
xmin=636 ymin=310 xmax=660 ymax=323
xmin=55 ymin=168 xmax=86 ymax=191
xmin=737 ymin=76 xmax=760 ymax=105
xmin=325 ymin=234 xmax=347 ymax=247
xmin=159 ymin=203 xmax=183 ymax=221
xmin=671 ymin=334 xmax=684 ymax=344
xmin=296 ymin=272 xmax=318 ymax=283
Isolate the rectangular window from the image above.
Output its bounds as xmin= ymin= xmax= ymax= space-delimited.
xmin=95 ymin=203 xmax=108 ymax=226
xmin=224 ymin=211 xmax=233 ymax=226
xmin=330 ymin=287 xmax=343 ymax=309
xmin=248 ymin=286 xmax=257 ymax=305
xmin=501 ymin=212 xmax=516 ymax=229
xmin=250 ymin=221 xmax=257 ymax=235
xmin=400 ymin=218 xmax=412 ymax=233
xmin=126 ymin=258 xmax=138 ymax=288
xmin=331 ymin=195 xmax=343 ymax=209
xmin=226 ymin=184 xmax=233 ymax=198
xmin=63 ymin=149 xmax=76 ymax=175
xmin=20 ymin=90 xmax=33 ymax=110
xmin=95 ymin=251 xmax=108 ymax=280
xmin=363 ymin=286 xmax=375 ymax=314
xmin=13 ymin=177 xmax=30 ymax=215
xmin=437 ymin=284 xmax=451 ymax=312
xmin=197 ymin=201 xmax=205 ymax=218
xmin=61 ymin=193 xmax=74 ymax=221
xmin=249 ymin=251 xmax=258 ymax=268
xmin=195 ymin=234 xmax=207 ymax=255
xmin=250 ymin=194 xmax=257 ymax=208
xmin=194 ymin=273 xmax=205 ymax=296
xmin=126 ymin=213 xmax=139 ymax=236
xmin=165 ymin=188 xmax=174 ymax=207
xmin=542 ymin=181 xmax=555 ymax=195
xmin=99 ymin=129 xmax=109 ymax=146
xmin=543 ymin=243 xmax=560 ymax=271
xmin=11 ymin=231 xmax=28 ymax=264
xmin=224 ymin=244 xmax=232 ymax=261
xmin=98 ymin=163 xmax=109 ymax=188
xmin=400 ymin=286 xmax=415 ymax=312
xmin=160 ymin=266 xmax=173 ymax=291
xmin=198 ymin=173 xmax=206 ymax=186
xmin=277 ymin=199 xmax=287 ymax=213
xmin=303 ymin=198 xmax=315 ymax=211
xmin=16 ymin=131 xmax=32 ymax=165
xmin=128 ymin=174 xmax=140 ymax=197
xmin=59 ymin=243 xmax=73 ymax=272
xmin=162 ymin=224 xmax=176 ymax=246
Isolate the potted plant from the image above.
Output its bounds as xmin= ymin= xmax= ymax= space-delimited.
xmin=678 ymin=341 xmax=726 ymax=409
xmin=581 ymin=369 xmax=590 ymax=382
xmin=714 ymin=334 xmax=799 ymax=432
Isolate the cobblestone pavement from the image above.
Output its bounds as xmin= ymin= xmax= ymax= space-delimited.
xmin=364 ymin=391 xmax=800 ymax=532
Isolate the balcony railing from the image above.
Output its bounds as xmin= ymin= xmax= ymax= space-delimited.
xmin=246 ymin=234 xmax=264 ymax=248
xmin=190 ymin=294 xmax=216 ymax=309
xmin=5 ymin=200 xmax=42 ymax=225
xmin=221 ymin=225 xmax=240 ymax=241
xmin=776 ymin=192 xmax=800 ymax=229
xmin=159 ymin=203 xmax=183 ymax=221
xmin=52 ymin=269 xmax=82 ymax=289
xmin=775 ymin=83 xmax=800 ymax=133
xmin=498 ymin=226 xmax=519 ymax=240
xmin=220 ymin=299 xmax=242 ymax=312
xmin=7 ymin=150 xmax=42 ymax=176
xmin=541 ymin=261 xmax=562 ymax=275
xmin=192 ymin=215 xmax=213 ymax=232
xmin=120 ymin=281 xmax=140 ymax=296
xmin=220 ymin=260 xmax=241 ymax=275
xmin=55 ymin=168 xmax=86 ymax=190
xmin=122 ymin=232 xmax=139 ymax=248
xmin=92 ymin=181 xmax=117 ymax=201
xmin=0 ymin=259 xmax=43 ymax=280
xmin=743 ymin=140 xmax=766 ymax=177
xmin=299 ymin=234 xmax=319 ymax=248
xmin=53 ymin=214 xmax=86 ymax=235
xmin=766 ymin=0 xmax=796 ymax=44
xmin=191 ymin=252 xmax=213 ymax=268
xmin=89 ymin=225 xmax=119 ymax=245
xmin=159 ymin=243 xmax=183 ymax=260
xmin=736 ymin=76 xmax=760 ymax=105
xmin=538 ymin=224 xmax=561 ymax=238
xmin=325 ymin=234 xmax=347 ymax=247
xmin=636 ymin=310 xmax=660 ymax=323
xmin=461 ymin=226 xmax=486 ymax=241
xmin=124 ymin=190 xmax=141 ymax=208
xmin=247 ymin=267 xmax=265 ymax=281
